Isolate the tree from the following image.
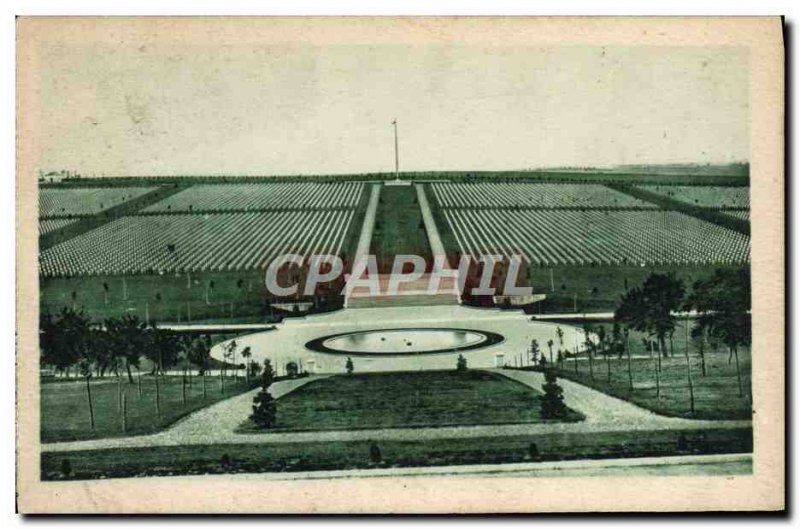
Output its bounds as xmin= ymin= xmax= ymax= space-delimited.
xmin=529 ymin=339 xmax=540 ymax=365
xmin=78 ymin=358 xmax=95 ymax=430
xmin=616 ymin=273 xmax=686 ymax=399
xmin=345 ymin=357 xmax=354 ymax=375
xmin=582 ymin=324 xmax=595 ymax=379
xmin=690 ymin=324 xmax=708 ymax=376
xmin=250 ymin=389 xmax=277 ymax=429
xmin=540 ymin=370 xmax=567 ymax=419
xmin=241 ymin=346 xmax=252 ymax=384
xmin=105 ymin=315 xmax=148 ymax=383
xmin=596 ymin=326 xmax=611 ymax=382
xmin=546 ymin=339 xmax=554 ymax=365
xmin=686 ymin=268 xmax=751 ymax=398
xmin=250 ymin=358 xmax=277 ymax=429
xmin=285 ymin=361 xmax=298 ymax=378
xmin=224 ymin=340 xmax=238 ymax=381
xmin=456 ymin=354 xmax=468 ymax=372
xmin=623 ymin=327 xmax=633 ymax=391
xmin=188 ymin=335 xmax=211 ymax=397
xmin=41 ymin=308 xmax=92 ymax=379
xmin=248 ymin=360 xmax=261 ymax=380
xmin=616 ymin=273 xmax=686 ymax=367
xmin=262 ymin=359 xmax=275 ymax=387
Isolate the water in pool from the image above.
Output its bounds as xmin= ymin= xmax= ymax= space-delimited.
xmin=322 ymin=329 xmax=487 ymax=354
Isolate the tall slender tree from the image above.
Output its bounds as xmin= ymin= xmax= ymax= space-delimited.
xmin=686 ymin=268 xmax=751 ymax=398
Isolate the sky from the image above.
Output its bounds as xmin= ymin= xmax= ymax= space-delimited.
xmin=37 ymin=42 xmax=749 ymax=176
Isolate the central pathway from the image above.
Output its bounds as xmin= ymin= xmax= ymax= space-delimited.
xmin=41 ymin=369 xmax=749 ymax=454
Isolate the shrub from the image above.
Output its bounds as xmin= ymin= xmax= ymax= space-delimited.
xmin=456 ymin=354 xmax=468 ymax=372
xmin=60 ymin=458 xmax=72 ymax=478
xmin=345 ymin=357 xmax=354 ymax=374
xmin=540 ymin=370 xmax=567 ymax=419
xmin=251 ymin=389 xmax=277 ymax=429
xmin=286 ymin=362 xmax=298 ymax=378
xmin=369 ymin=442 xmax=382 ymax=464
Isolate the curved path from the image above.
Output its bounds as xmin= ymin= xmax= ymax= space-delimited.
xmin=41 ymin=369 xmax=749 ymax=454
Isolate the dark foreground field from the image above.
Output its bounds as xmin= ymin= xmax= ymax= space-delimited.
xmin=238 ymin=370 xmax=583 ymax=433
xmin=41 ymin=375 xmax=258 ymax=442
xmin=41 ymin=427 xmax=752 ymax=481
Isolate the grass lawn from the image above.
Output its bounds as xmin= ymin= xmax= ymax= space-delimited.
xmin=545 ymin=321 xmax=752 ymax=420
xmin=371 ymin=186 xmax=432 ymax=273
xmin=527 ymin=264 xmax=745 ymax=314
xmin=239 ymin=370 xmax=583 ymax=433
xmin=40 ymin=270 xmax=275 ymax=324
xmin=41 ymin=427 xmax=752 ymax=480
xmin=41 ymin=375 xmax=258 ymax=443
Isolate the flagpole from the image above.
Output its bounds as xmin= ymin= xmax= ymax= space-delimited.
xmin=392 ymin=119 xmax=399 ymax=180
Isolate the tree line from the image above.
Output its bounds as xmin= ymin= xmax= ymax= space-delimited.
xmin=40 ymin=309 xmax=218 ymax=382
xmin=521 ymin=267 xmax=750 ymax=415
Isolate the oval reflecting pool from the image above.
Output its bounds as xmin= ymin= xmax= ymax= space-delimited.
xmin=305 ymin=328 xmax=504 ymax=356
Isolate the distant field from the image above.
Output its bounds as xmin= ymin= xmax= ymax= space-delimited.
xmin=634 ymin=185 xmax=750 ymax=210
xmin=142 ymin=182 xmax=364 ymax=212
xmin=239 ymin=370 xmax=583 ymax=433
xmin=442 ymin=209 xmax=750 ymax=266
xmin=41 ymin=375 xmax=256 ymax=442
xmin=430 ymin=182 xmax=657 ymax=209
xmin=39 ymin=187 xmax=157 ymax=218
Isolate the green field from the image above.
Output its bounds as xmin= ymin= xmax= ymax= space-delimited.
xmin=526 ymin=264 xmax=744 ymax=313
xmin=371 ymin=186 xmax=432 ymax=273
xmin=42 ymin=427 xmax=752 ymax=480
xmin=239 ymin=370 xmax=583 ymax=433
xmin=41 ymin=375 xmax=257 ymax=442
xmin=543 ymin=320 xmax=752 ymax=419
xmin=41 ymin=270 xmax=277 ymax=324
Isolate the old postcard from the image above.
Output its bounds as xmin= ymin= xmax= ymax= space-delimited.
xmin=16 ymin=16 xmax=784 ymax=513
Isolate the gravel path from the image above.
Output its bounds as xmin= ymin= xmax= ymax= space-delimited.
xmin=352 ymin=184 xmax=381 ymax=267
xmin=492 ymin=369 xmax=717 ymax=428
xmin=41 ymin=370 xmax=749 ymax=454
xmin=415 ymin=184 xmax=447 ymax=261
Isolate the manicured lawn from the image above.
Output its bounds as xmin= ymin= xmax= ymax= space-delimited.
xmin=371 ymin=186 xmax=432 ymax=273
xmin=239 ymin=370 xmax=583 ymax=433
xmin=41 ymin=375 xmax=258 ymax=442
xmin=41 ymin=427 xmax=752 ymax=480
xmin=545 ymin=321 xmax=752 ymax=420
